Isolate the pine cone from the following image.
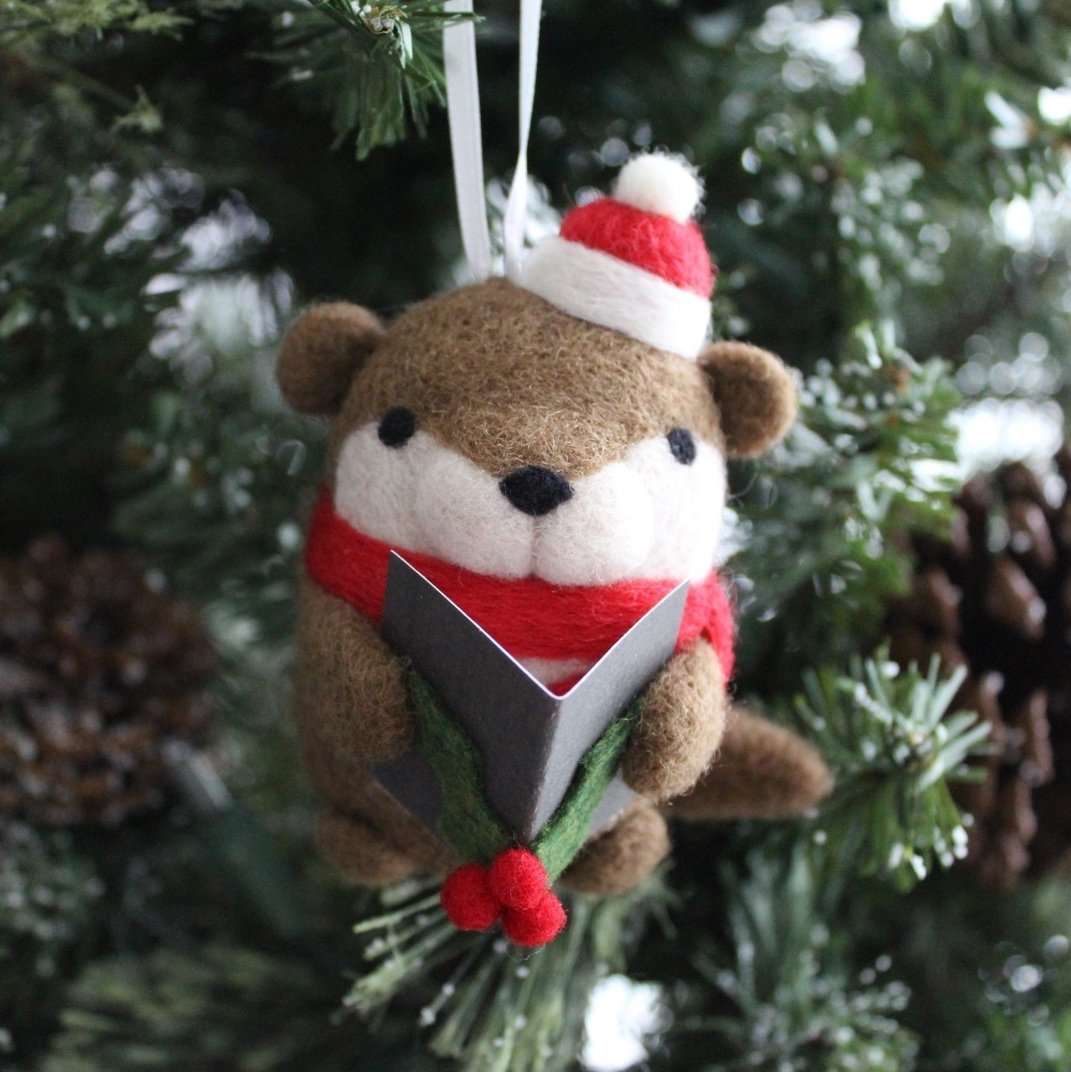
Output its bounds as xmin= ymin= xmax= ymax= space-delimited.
xmin=887 ymin=446 xmax=1071 ymax=888
xmin=0 ymin=537 xmax=214 ymax=826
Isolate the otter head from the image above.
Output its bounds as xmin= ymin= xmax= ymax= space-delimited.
xmin=277 ymin=277 xmax=795 ymax=590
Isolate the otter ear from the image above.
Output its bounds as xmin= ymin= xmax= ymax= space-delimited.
xmin=276 ymin=302 xmax=385 ymax=416
xmin=700 ymin=341 xmax=797 ymax=458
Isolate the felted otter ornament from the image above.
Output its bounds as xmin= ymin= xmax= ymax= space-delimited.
xmin=279 ymin=153 xmax=831 ymax=946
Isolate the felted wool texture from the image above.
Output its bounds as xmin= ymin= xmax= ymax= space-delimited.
xmin=519 ymin=236 xmax=712 ymax=360
xmin=406 ymin=670 xmax=511 ymax=865
xmin=532 ymin=696 xmax=639 ymax=880
xmin=700 ymin=341 xmax=798 ymax=459
xmin=530 ymin=458 xmax=654 ymax=585
xmin=499 ymin=466 xmax=574 ymax=516
xmin=335 ymin=424 xmax=727 ymax=588
xmin=413 ymin=441 xmax=536 ymax=578
xmin=404 ymin=671 xmax=639 ymax=881
xmin=293 ymin=664 xmax=460 ymax=883
xmin=501 ymin=889 xmax=567 ymax=947
xmin=621 ymin=637 xmax=728 ymax=803
xmin=560 ymin=798 xmax=671 ymax=895
xmin=294 ymin=574 xmax=414 ymax=763
xmin=317 ymin=807 xmax=426 ymax=887
xmin=325 ymin=278 xmax=726 ymax=486
xmin=338 ymin=427 xmax=535 ymax=579
xmin=334 ymin=423 xmax=432 ymax=552
xmin=277 ymin=302 xmax=384 ymax=416
xmin=302 ymin=737 xmax=458 ymax=878
xmin=338 ymin=424 xmax=549 ymax=580
xmin=613 ymin=152 xmax=704 ymax=224
xmin=611 ymin=434 xmax=725 ymax=582
xmin=441 ymin=864 xmax=501 ymax=931
xmin=284 ymin=277 xmax=797 ymax=889
xmin=305 ymin=493 xmax=737 ymax=684
xmin=668 ymin=707 xmax=833 ymax=821
xmin=559 ymin=198 xmax=714 ymax=295
xmin=488 ymin=848 xmax=549 ymax=910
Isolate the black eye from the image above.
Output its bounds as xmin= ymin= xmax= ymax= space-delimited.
xmin=667 ymin=427 xmax=696 ymax=465
xmin=378 ymin=407 xmax=416 ymax=447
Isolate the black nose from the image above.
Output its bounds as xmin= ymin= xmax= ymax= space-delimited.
xmin=499 ymin=466 xmax=574 ymax=516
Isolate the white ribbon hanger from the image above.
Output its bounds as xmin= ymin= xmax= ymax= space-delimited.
xmin=442 ymin=0 xmax=543 ymax=282
xmin=503 ymin=0 xmax=542 ymax=280
xmin=442 ymin=0 xmax=492 ymax=281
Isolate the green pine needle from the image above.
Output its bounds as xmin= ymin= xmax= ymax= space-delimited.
xmin=39 ymin=943 xmax=373 ymax=1072
xmin=661 ymin=851 xmax=919 ymax=1072
xmin=0 ymin=824 xmax=104 ymax=1052
xmin=790 ymin=651 xmax=991 ymax=891
xmin=345 ymin=875 xmax=669 ymax=1072
xmin=733 ymin=321 xmax=961 ymax=683
xmin=269 ymin=0 xmax=471 ymax=158
xmin=0 ymin=0 xmax=188 ymax=40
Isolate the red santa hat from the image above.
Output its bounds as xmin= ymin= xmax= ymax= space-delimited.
xmin=518 ymin=152 xmax=715 ymax=360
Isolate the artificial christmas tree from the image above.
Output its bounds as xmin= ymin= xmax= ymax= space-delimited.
xmin=3 ymin=1 xmax=1071 ymax=1070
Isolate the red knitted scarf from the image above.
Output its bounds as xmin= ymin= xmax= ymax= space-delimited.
xmin=305 ymin=491 xmax=735 ymax=694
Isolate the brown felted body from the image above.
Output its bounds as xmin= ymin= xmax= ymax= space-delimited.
xmin=295 ymin=575 xmax=413 ymax=764
xmin=668 ymin=708 xmax=833 ymax=821
xmin=561 ymin=798 xmax=671 ymax=894
xmin=280 ymin=277 xmax=830 ymax=896
xmin=296 ymin=571 xmax=732 ymax=891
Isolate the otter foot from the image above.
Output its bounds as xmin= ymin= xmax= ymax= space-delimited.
xmin=560 ymin=800 xmax=670 ymax=895
xmin=317 ymin=808 xmax=422 ymax=887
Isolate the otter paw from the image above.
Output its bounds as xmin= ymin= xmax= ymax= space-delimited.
xmin=621 ymin=641 xmax=727 ymax=803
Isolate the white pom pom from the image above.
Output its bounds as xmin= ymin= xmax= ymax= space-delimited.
xmin=612 ymin=152 xmax=703 ymax=222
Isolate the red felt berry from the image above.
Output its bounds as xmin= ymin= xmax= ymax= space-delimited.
xmin=488 ymin=848 xmax=549 ymax=911
xmin=502 ymin=889 xmax=567 ymax=948
xmin=441 ymin=864 xmax=500 ymax=931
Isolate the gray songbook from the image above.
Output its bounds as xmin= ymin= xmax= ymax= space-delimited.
xmin=374 ymin=552 xmax=687 ymax=845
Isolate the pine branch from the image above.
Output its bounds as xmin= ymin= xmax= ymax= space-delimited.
xmin=37 ymin=944 xmax=380 ymax=1072
xmin=789 ymin=652 xmax=991 ymax=891
xmin=0 ymin=0 xmax=188 ymax=40
xmin=0 ymin=825 xmax=104 ymax=1063
xmin=886 ymin=878 xmax=1071 ymax=1071
xmin=944 ymin=948 xmax=1071 ymax=1072
xmin=654 ymin=851 xmax=919 ymax=1072
xmin=733 ymin=323 xmax=961 ymax=686
xmin=0 ymin=154 xmax=185 ymax=550
xmin=110 ymin=327 xmax=324 ymax=647
xmin=344 ymin=875 xmax=669 ymax=1072
xmin=268 ymin=0 xmax=470 ymax=158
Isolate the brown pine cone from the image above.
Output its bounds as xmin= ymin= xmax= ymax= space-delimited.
xmin=0 ymin=536 xmax=214 ymax=826
xmin=887 ymin=446 xmax=1070 ymax=888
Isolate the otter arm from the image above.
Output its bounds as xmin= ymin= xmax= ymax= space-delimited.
xmin=293 ymin=574 xmax=415 ymax=764
xmin=621 ymin=638 xmax=727 ymax=804
xmin=667 ymin=708 xmax=832 ymax=820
